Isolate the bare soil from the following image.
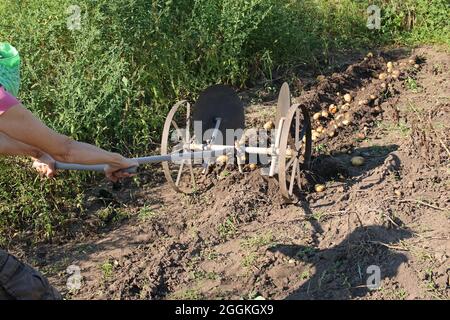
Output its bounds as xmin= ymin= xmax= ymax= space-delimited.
xmin=11 ymin=46 xmax=450 ymax=300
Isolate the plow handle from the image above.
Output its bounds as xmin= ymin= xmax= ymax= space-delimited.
xmin=54 ymin=149 xmax=233 ymax=173
xmin=54 ymin=162 xmax=138 ymax=173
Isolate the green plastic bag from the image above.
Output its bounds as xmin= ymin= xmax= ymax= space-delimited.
xmin=0 ymin=42 xmax=21 ymax=97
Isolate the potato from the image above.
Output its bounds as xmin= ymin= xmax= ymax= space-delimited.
xmin=216 ymin=155 xmax=229 ymax=165
xmin=408 ymin=59 xmax=415 ymax=65
xmin=263 ymin=120 xmax=275 ymax=130
xmin=313 ymin=112 xmax=321 ymax=121
xmin=358 ymin=100 xmax=369 ymax=106
xmin=392 ymin=70 xmax=400 ymax=79
xmin=387 ymin=61 xmax=394 ymax=69
xmin=315 ymin=184 xmax=326 ymax=193
xmin=357 ymin=132 xmax=366 ymax=140
xmin=321 ymin=110 xmax=329 ymax=118
xmin=317 ymin=75 xmax=326 ymax=81
xmin=316 ymin=126 xmax=324 ymax=133
xmin=370 ymin=94 xmax=376 ymax=100
xmin=344 ymin=93 xmax=352 ymax=103
xmin=341 ymin=103 xmax=350 ymax=112
xmin=328 ymin=130 xmax=336 ymax=138
xmin=414 ymin=64 xmax=420 ymax=69
xmin=379 ymin=73 xmax=388 ymax=80
xmin=367 ymin=52 xmax=373 ymax=58
xmin=351 ymin=156 xmax=365 ymax=167
xmin=285 ymin=148 xmax=296 ymax=157
xmin=387 ymin=66 xmax=394 ymax=74
xmin=328 ymin=104 xmax=338 ymax=114
xmin=342 ymin=119 xmax=351 ymax=126
xmin=249 ymin=163 xmax=257 ymax=171
xmin=381 ymin=83 xmax=387 ymax=89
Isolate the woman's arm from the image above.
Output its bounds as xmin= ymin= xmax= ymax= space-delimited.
xmin=0 ymin=132 xmax=56 ymax=177
xmin=0 ymin=132 xmax=43 ymax=158
xmin=0 ymin=104 xmax=138 ymax=181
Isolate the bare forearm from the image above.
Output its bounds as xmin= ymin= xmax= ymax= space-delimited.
xmin=0 ymin=132 xmax=43 ymax=158
xmin=61 ymin=139 xmax=125 ymax=166
xmin=0 ymin=105 xmax=126 ymax=166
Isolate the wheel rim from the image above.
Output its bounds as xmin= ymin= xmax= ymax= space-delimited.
xmin=275 ymin=82 xmax=291 ymax=129
xmin=278 ymin=104 xmax=312 ymax=201
xmin=161 ymin=100 xmax=198 ymax=194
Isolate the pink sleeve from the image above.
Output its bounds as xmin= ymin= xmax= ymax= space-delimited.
xmin=0 ymin=86 xmax=21 ymax=115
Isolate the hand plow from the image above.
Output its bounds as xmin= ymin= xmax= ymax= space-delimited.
xmin=55 ymin=82 xmax=312 ymax=202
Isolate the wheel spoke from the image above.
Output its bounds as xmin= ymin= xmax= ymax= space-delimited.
xmin=286 ymin=156 xmax=296 ymax=170
xmin=296 ymin=163 xmax=302 ymax=189
xmin=175 ymin=161 xmax=185 ymax=186
xmin=188 ymin=163 xmax=197 ymax=190
xmin=295 ymin=109 xmax=300 ymax=146
xmin=289 ymin=158 xmax=299 ymax=196
xmin=171 ymin=120 xmax=184 ymax=141
xmin=186 ymin=103 xmax=191 ymax=144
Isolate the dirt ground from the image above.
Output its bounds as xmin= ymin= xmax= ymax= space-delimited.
xmin=12 ymin=46 xmax=450 ymax=300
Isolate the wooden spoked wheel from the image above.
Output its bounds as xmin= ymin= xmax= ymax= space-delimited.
xmin=278 ymin=104 xmax=312 ymax=202
xmin=161 ymin=100 xmax=199 ymax=194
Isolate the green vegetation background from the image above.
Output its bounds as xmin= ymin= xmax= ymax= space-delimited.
xmin=0 ymin=0 xmax=448 ymax=243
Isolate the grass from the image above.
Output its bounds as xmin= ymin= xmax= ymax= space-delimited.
xmin=377 ymin=120 xmax=412 ymax=138
xmin=217 ymin=217 xmax=237 ymax=240
xmin=300 ymin=269 xmax=311 ymax=281
xmin=241 ymin=252 xmax=258 ymax=268
xmin=100 ymin=260 xmax=114 ymax=280
xmin=169 ymin=288 xmax=202 ymax=300
xmin=240 ymin=233 xmax=275 ymax=249
xmin=0 ymin=0 xmax=449 ymax=241
xmin=405 ymin=77 xmax=421 ymax=92
xmin=314 ymin=143 xmax=328 ymax=153
xmin=96 ymin=206 xmax=130 ymax=226
xmin=295 ymin=246 xmax=317 ymax=260
xmin=191 ymin=270 xmax=219 ymax=281
xmin=138 ymin=205 xmax=158 ymax=222
xmin=310 ymin=211 xmax=326 ymax=223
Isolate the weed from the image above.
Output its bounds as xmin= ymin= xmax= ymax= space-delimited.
xmin=191 ymin=270 xmax=219 ymax=281
xmin=241 ymin=233 xmax=275 ymax=249
xmin=300 ymin=270 xmax=311 ymax=281
xmin=405 ymin=77 xmax=420 ymax=92
xmin=314 ymin=144 xmax=327 ymax=153
xmin=218 ymin=218 xmax=237 ymax=239
xmin=138 ymin=205 xmax=158 ymax=222
xmin=100 ymin=261 xmax=114 ymax=280
xmin=295 ymin=246 xmax=317 ymax=260
xmin=220 ymin=170 xmax=231 ymax=178
xmin=96 ymin=206 xmax=129 ymax=226
xmin=241 ymin=253 xmax=258 ymax=268
xmin=170 ymin=289 xmax=202 ymax=300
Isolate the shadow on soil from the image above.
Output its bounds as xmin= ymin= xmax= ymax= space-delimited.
xmin=270 ymin=225 xmax=412 ymax=300
xmin=297 ymin=144 xmax=400 ymax=242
